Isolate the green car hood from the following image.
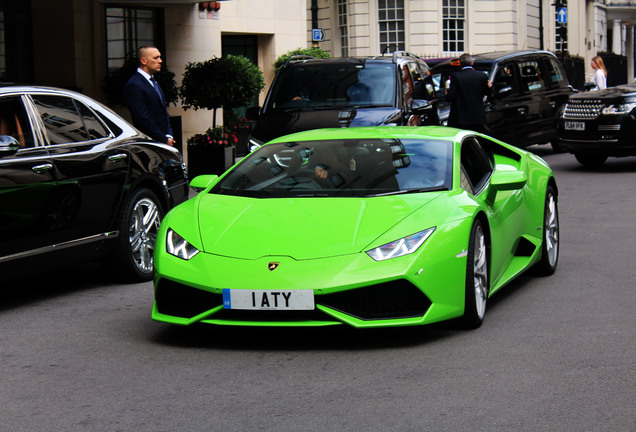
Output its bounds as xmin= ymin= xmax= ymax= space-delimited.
xmin=196 ymin=193 xmax=444 ymax=260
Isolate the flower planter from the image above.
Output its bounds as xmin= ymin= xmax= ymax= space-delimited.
xmin=187 ymin=144 xmax=234 ymax=178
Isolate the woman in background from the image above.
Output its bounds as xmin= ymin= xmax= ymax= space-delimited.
xmin=591 ymin=56 xmax=608 ymax=90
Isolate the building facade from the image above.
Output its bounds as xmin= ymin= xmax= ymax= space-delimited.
xmin=0 ymin=0 xmax=307 ymax=154
xmin=309 ymin=0 xmax=636 ymax=85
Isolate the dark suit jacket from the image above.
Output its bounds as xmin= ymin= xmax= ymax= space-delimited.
xmin=123 ymin=72 xmax=173 ymax=143
xmin=446 ymin=67 xmax=491 ymax=128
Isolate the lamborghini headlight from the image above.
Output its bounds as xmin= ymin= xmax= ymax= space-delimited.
xmin=366 ymin=228 xmax=435 ymax=261
xmin=166 ymin=229 xmax=199 ymax=260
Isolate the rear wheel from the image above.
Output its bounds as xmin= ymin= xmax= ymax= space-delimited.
xmin=106 ymin=187 xmax=163 ymax=282
xmin=534 ymin=186 xmax=559 ymax=276
xmin=575 ymin=153 xmax=607 ymax=168
xmin=462 ymin=219 xmax=489 ymax=329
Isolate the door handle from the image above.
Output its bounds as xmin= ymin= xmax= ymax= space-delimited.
xmin=517 ymin=107 xmax=527 ymax=115
xmin=32 ymin=163 xmax=53 ymax=174
xmin=108 ymin=153 xmax=128 ymax=162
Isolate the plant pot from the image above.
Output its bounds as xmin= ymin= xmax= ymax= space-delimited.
xmin=187 ymin=144 xmax=234 ymax=178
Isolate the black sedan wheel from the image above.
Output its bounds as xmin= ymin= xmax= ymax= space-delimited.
xmin=108 ymin=188 xmax=163 ymax=282
xmin=462 ymin=219 xmax=489 ymax=329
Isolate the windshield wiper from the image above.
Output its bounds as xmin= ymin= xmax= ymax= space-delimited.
xmin=368 ymin=186 xmax=448 ymax=197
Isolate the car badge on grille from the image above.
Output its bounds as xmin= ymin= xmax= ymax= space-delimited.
xmin=268 ymin=262 xmax=280 ymax=271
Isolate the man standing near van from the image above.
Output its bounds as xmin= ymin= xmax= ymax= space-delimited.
xmin=446 ymin=53 xmax=492 ymax=133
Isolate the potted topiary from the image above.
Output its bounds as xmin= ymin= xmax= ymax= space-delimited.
xmin=179 ymin=54 xmax=264 ymax=176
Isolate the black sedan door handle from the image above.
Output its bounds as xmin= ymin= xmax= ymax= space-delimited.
xmin=108 ymin=153 xmax=128 ymax=162
xmin=517 ymin=107 xmax=527 ymax=116
xmin=32 ymin=163 xmax=53 ymax=174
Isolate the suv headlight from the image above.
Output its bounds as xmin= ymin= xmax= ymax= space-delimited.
xmin=602 ymin=103 xmax=636 ymax=115
xmin=366 ymin=228 xmax=435 ymax=261
xmin=166 ymin=229 xmax=199 ymax=260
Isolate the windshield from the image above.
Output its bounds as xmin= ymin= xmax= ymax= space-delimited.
xmin=267 ymin=62 xmax=396 ymax=109
xmin=211 ymin=138 xmax=453 ymax=198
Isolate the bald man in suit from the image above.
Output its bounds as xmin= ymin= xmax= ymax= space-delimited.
xmin=124 ymin=46 xmax=175 ymax=146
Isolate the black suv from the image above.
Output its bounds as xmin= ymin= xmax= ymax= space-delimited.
xmin=246 ymin=52 xmax=438 ymax=147
xmin=558 ymin=82 xmax=636 ymax=167
xmin=431 ymin=50 xmax=574 ymax=150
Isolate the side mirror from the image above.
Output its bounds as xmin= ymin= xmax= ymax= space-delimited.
xmin=412 ymin=99 xmax=435 ymax=115
xmin=0 ymin=135 xmax=20 ymax=157
xmin=189 ymin=174 xmax=219 ymax=192
xmin=495 ymin=86 xmax=513 ymax=98
xmin=245 ymin=106 xmax=261 ymax=121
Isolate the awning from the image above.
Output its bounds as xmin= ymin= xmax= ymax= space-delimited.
xmin=97 ymin=0 xmax=231 ymax=4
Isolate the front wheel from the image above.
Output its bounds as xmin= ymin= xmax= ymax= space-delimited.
xmin=107 ymin=187 xmax=164 ymax=282
xmin=462 ymin=219 xmax=489 ymax=329
xmin=533 ymin=186 xmax=559 ymax=276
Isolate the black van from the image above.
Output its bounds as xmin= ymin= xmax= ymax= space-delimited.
xmin=431 ymin=50 xmax=575 ymax=150
xmin=246 ymin=52 xmax=438 ymax=148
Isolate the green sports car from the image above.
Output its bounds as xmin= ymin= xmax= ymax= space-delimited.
xmin=152 ymin=126 xmax=559 ymax=329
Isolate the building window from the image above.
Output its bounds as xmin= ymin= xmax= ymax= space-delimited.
xmin=378 ymin=0 xmax=405 ymax=54
xmin=105 ymin=7 xmax=160 ymax=73
xmin=338 ymin=0 xmax=349 ymax=57
xmin=443 ymin=0 xmax=465 ymax=53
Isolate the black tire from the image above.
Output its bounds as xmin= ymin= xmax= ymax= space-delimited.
xmin=462 ymin=219 xmax=489 ymax=329
xmin=533 ymin=186 xmax=559 ymax=276
xmin=107 ymin=187 xmax=164 ymax=283
xmin=575 ymin=153 xmax=607 ymax=168
xmin=550 ymin=139 xmax=565 ymax=154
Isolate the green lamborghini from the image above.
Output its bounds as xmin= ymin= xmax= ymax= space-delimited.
xmin=152 ymin=126 xmax=559 ymax=329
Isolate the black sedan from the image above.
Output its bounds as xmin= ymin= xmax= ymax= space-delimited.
xmin=0 ymin=86 xmax=189 ymax=282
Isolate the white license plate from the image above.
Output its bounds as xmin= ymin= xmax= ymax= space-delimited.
xmin=565 ymin=121 xmax=585 ymax=131
xmin=222 ymin=289 xmax=315 ymax=310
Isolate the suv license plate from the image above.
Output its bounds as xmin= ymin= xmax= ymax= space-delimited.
xmin=565 ymin=121 xmax=585 ymax=131
xmin=223 ymin=289 xmax=315 ymax=310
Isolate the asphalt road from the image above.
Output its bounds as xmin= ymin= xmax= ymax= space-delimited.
xmin=1 ymin=148 xmax=635 ymax=432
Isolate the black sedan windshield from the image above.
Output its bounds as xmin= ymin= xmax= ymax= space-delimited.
xmin=211 ymin=138 xmax=452 ymax=198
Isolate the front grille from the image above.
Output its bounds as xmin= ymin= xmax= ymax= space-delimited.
xmin=320 ymin=279 xmax=431 ymax=320
xmin=563 ymin=99 xmax=602 ymax=119
xmin=155 ymin=279 xmax=223 ymax=318
xmin=155 ymin=278 xmax=431 ymax=323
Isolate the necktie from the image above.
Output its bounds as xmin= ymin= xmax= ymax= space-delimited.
xmin=150 ymin=77 xmax=164 ymax=104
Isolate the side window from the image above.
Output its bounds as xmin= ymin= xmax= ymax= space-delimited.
xmin=400 ymin=64 xmax=414 ymax=107
xmin=518 ymin=60 xmax=546 ymax=93
xmin=544 ymin=57 xmax=567 ymax=88
xmin=492 ymin=63 xmax=518 ymax=96
xmin=75 ymin=101 xmax=110 ymax=140
xmin=31 ymin=95 xmax=108 ymax=144
xmin=460 ymin=137 xmax=493 ymax=195
xmin=0 ymin=96 xmax=35 ymax=148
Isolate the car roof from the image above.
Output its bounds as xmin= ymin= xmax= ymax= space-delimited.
xmin=283 ymin=52 xmax=425 ymax=69
xmin=431 ymin=50 xmax=558 ymax=70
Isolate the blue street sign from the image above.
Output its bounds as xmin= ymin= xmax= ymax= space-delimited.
xmin=312 ymin=28 xmax=325 ymax=42
xmin=557 ymin=7 xmax=567 ymax=24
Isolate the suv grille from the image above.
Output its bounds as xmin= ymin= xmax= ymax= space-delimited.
xmin=563 ymin=99 xmax=602 ymax=119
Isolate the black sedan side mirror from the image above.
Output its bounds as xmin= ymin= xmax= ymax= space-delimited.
xmin=0 ymin=135 xmax=20 ymax=157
